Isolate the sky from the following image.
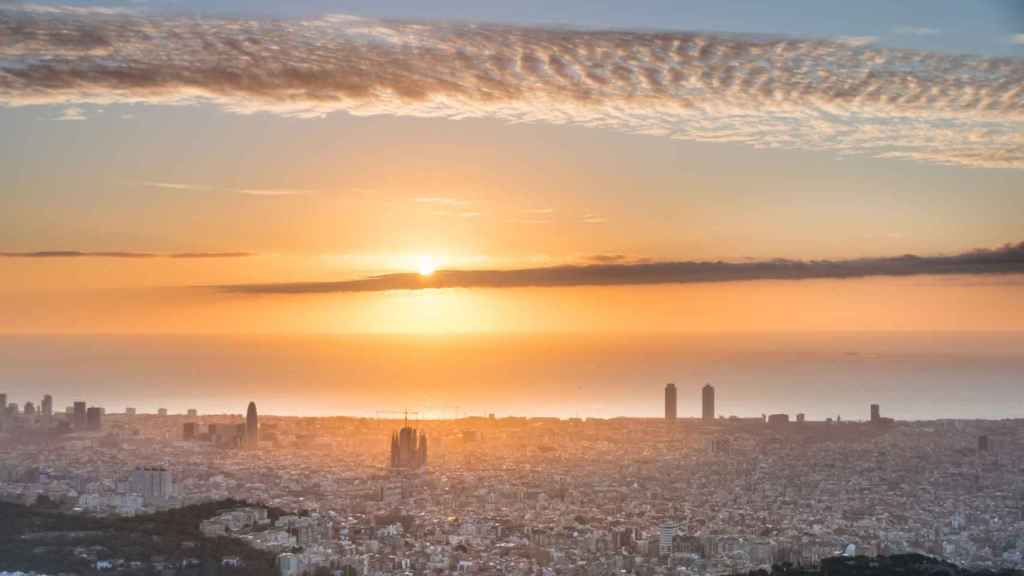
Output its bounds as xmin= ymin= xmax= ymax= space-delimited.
xmin=0 ymin=1 xmax=1023 ymax=416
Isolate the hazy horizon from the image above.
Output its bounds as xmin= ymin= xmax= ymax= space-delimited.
xmin=3 ymin=331 xmax=1022 ymax=421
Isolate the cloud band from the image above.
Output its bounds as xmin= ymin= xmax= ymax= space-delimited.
xmin=1 ymin=9 xmax=1022 ymax=168
xmin=214 ymin=242 xmax=1024 ymax=294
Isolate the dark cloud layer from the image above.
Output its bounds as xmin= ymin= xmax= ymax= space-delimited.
xmin=1 ymin=250 xmax=252 ymax=258
xmin=1 ymin=7 xmax=1022 ymax=167
xmin=215 ymin=242 xmax=1024 ymax=294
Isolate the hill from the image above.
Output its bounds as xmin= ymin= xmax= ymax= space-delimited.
xmin=0 ymin=499 xmax=279 ymax=575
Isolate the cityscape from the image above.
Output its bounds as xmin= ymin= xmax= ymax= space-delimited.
xmin=2 ymin=0 xmax=1023 ymax=574
xmin=2 ymin=384 xmax=1021 ymax=575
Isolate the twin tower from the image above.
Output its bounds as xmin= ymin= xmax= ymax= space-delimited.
xmin=664 ymin=383 xmax=715 ymax=421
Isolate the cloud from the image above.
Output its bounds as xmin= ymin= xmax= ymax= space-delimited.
xmin=834 ymin=35 xmax=878 ymax=47
xmin=55 ymin=105 xmax=85 ymax=120
xmin=893 ymin=27 xmax=940 ymax=37
xmin=238 ymin=188 xmax=309 ymax=197
xmin=413 ymin=197 xmax=472 ymax=207
xmin=2 ymin=250 xmax=252 ymax=258
xmin=1013 ymin=34 xmax=1024 ymax=46
xmin=142 ymin=181 xmax=310 ymax=196
xmin=0 ymin=10 xmax=1021 ymax=168
xmin=581 ymin=214 xmax=607 ymax=224
xmin=211 ymin=242 xmax=1024 ymax=294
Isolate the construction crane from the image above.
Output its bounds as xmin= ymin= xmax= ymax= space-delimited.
xmin=375 ymin=409 xmax=420 ymax=426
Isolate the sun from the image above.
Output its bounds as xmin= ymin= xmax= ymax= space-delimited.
xmin=417 ymin=255 xmax=436 ymax=276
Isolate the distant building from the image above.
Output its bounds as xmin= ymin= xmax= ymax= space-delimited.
xmin=157 ymin=408 xmax=168 ymax=417
xmin=767 ymin=413 xmax=790 ymax=425
xmin=129 ymin=466 xmax=174 ymax=504
xmin=664 ymin=383 xmax=677 ymax=421
xmin=702 ymin=383 xmax=715 ymax=421
xmin=86 ymin=406 xmax=104 ymax=431
xmin=245 ymin=401 xmax=259 ymax=449
xmin=978 ymin=435 xmax=990 ymax=452
xmin=658 ymin=522 xmax=675 ymax=555
xmin=187 ymin=408 xmax=198 ymax=417
xmin=23 ymin=401 xmax=35 ymax=416
xmin=796 ymin=413 xmax=806 ymax=423
xmin=870 ymin=403 xmax=881 ymax=422
xmin=41 ymin=394 xmax=53 ymax=416
xmin=390 ymin=425 xmax=428 ymax=469
xmin=125 ymin=407 xmax=137 ymax=416
xmin=73 ymin=401 xmax=87 ymax=429
xmin=183 ymin=422 xmax=198 ymax=441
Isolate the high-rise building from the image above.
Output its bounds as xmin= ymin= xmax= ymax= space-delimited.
xmin=23 ymin=401 xmax=35 ymax=416
xmin=73 ymin=401 xmax=87 ymax=429
xmin=245 ymin=401 xmax=259 ymax=449
xmin=702 ymin=383 xmax=715 ymax=421
xmin=187 ymin=408 xmax=198 ymax=417
xmin=390 ymin=426 xmax=428 ymax=469
xmin=157 ymin=408 xmax=168 ymax=416
xmin=129 ymin=466 xmax=174 ymax=504
xmin=41 ymin=394 xmax=53 ymax=416
xmin=659 ymin=522 xmax=676 ymax=556
xmin=86 ymin=406 xmax=104 ymax=431
xmin=767 ymin=413 xmax=790 ymax=425
xmin=126 ymin=407 xmax=137 ymax=416
xmin=870 ymin=403 xmax=881 ymax=422
xmin=978 ymin=435 xmax=990 ymax=452
xmin=664 ymin=383 xmax=677 ymax=421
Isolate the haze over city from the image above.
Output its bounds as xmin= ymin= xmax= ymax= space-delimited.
xmin=2 ymin=1 xmax=1024 ymax=575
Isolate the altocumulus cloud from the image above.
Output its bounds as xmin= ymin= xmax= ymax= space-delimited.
xmin=214 ymin=242 xmax=1024 ymax=294
xmin=1 ymin=250 xmax=252 ymax=258
xmin=1 ymin=8 xmax=1022 ymax=168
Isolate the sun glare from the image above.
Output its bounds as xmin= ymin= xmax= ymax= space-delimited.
xmin=417 ymin=255 xmax=436 ymax=276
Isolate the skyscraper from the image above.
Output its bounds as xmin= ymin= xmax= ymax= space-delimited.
xmin=0 ymin=394 xmax=6 ymax=421
xmin=664 ymin=383 xmax=677 ymax=421
xmin=41 ymin=394 xmax=53 ymax=416
xmin=24 ymin=401 xmax=35 ymax=415
xmin=870 ymin=403 xmax=881 ymax=422
xmin=702 ymin=383 xmax=715 ymax=421
xmin=73 ymin=401 xmax=87 ymax=429
xmin=86 ymin=406 xmax=104 ymax=431
xmin=245 ymin=401 xmax=259 ymax=449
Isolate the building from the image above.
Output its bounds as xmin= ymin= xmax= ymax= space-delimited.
xmin=767 ymin=413 xmax=790 ymax=425
xmin=796 ymin=413 xmax=806 ymax=423
xmin=664 ymin=383 xmax=677 ymax=421
xmin=41 ymin=394 xmax=53 ymax=416
xmin=73 ymin=401 xmax=87 ymax=429
xmin=871 ymin=403 xmax=881 ymax=422
xmin=979 ymin=435 xmax=990 ymax=452
xmin=702 ymin=383 xmax=715 ymax=421
xmin=659 ymin=522 xmax=676 ymax=556
xmin=129 ymin=466 xmax=174 ymax=505
xmin=187 ymin=408 xmax=198 ymax=417
xmin=183 ymin=422 xmax=198 ymax=441
xmin=125 ymin=407 xmax=136 ymax=416
xmin=86 ymin=406 xmax=104 ymax=431
xmin=210 ymin=423 xmax=246 ymax=448
xmin=157 ymin=408 xmax=168 ymax=416
xmin=0 ymin=393 xmax=6 ymax=422
xmin=245 ymin=401 xmax=259 ymax=449
xmin=23 ymin=401 xmax=35 ymax=416
xmin=390 ymin=426 xmax=428 ymax=469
